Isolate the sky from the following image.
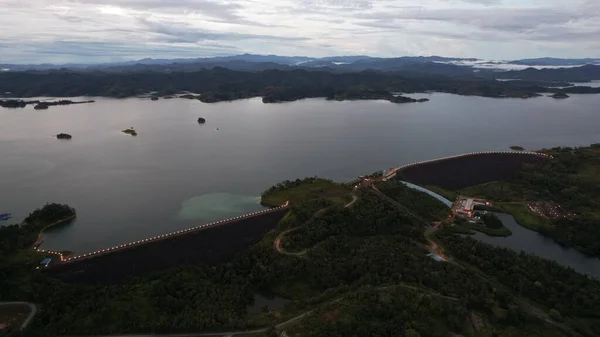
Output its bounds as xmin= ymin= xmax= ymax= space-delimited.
xmin=0 ymin=0 xmax=599 ymax=64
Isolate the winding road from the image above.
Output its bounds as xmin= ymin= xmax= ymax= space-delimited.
xmin=71 ymin=283 xmax=455 ymax=337
xmin=274 ymin=189 xmax=358 ymax=256
xmin=0 ymin=302 xmax=37 ymax=330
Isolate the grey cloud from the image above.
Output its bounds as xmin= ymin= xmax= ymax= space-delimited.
xmin=353 ymin=5 xmax=600 ymax=41
xmin=0 ymin=40 xmax=239 ymax=63
xmin=454 ymin=0 xmax=502 ymax=4
xmin=137 ymin=18 xmax=310 ymax=43
xmin=356 ymin=7 xmax=591 ymax=30
xmin=1 ymin=0 xmax=599 ymax=62
xmin=70 ymin=0 xmax=281 ymax=27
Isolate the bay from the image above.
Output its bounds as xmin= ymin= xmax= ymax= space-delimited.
xmin=1 ymin=93 xmax=599 ymax=254
xmin=473 ymin=213 xmax=600 ymax=279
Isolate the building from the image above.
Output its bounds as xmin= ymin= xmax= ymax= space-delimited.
xmin=455 ymin=198 xmax=475 ymax=217
xmin=453 ymin=196 xmax=490 ymax=218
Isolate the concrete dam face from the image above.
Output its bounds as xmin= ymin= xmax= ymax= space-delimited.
xmin=395 ymin=152 xmax=549 ymax=190
xmin=45 ymin=208 xmax=289 ymax=284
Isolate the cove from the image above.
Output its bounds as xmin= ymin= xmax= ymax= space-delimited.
xmin=473 ymin=213 xmax=600 ymax=279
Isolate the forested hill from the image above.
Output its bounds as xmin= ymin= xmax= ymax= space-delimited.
xmin=1 ymin=68 xmax=599 ymax=101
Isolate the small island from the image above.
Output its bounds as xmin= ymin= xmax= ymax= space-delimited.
xmin=550 ymin=92 xmax=570 ymax=99
xmin=180 ymin=94 xmax=199 ymax=100
xmin=510 ymin=145 xmax=524 ymax=151
xmin=56 ymin=133 xmax=72 ymax=140
xmin=197 ymin=117 xmax=206 ymax=124
xmin=122 ymin=128 xmax=138 ymax=136
xmin=390 ymin=95 xmax=429 ymax=104
xmin=1 ymin=99 xmax=39 ymax=108
xmin=519 ymin=93 xmax=543 ymax=99
xmin=1 ymin=99 xmax=95 ymax=110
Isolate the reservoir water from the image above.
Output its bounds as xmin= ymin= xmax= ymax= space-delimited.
xmin=473 ymin=213 xmax=600 ymax=279
xmin=1 ymin=93 xmax=600 ymax=255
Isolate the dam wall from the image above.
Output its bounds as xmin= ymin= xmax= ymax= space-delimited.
xmin=394 ymin=152 xmax=550 ymax=190
xmin=44 ymin=208 xmax=289 ymax=283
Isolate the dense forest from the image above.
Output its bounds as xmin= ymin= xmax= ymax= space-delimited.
xmin=1 ymin=68 xmax=599 ymax=102
xmin=2 ymin=181 xmax=599 ymax=336
xmin=437 ymin=233 xmax=600 ymax=337
xmin=374 ymin=181 xmax=451 ymax=221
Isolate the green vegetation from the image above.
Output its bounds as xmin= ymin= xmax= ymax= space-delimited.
xmin=510 ymin=145 xmax=525 ymax=151
xmin=2 ymin=68 xmax=597 ymax=102
xmin=498 ymin=204 xmax=550 ymax=231
xmin=2 ymin=181 xmax=600 ymax=336
xmin=287 ymin=286 xmax=465 ymax=337
xmin=550 ymin=92 xmax=570 ymax=99
xmin=324 ymin=87 xmax=425 ymax=104
xmin=479 ymin=212 xmax=504 ymax=229
xmin=375 ymin=180 xmax=451 ymax=221
xmin=0 ymin=203 xmax=75 ymax=309
xmin=0 ymin=303 xmax=32 ymax=331
xmin=452 ymin=217 xmax=512 ymax=237
xmin=443 ymin=144 xmax=600 ymax=257
xmin=22 ymin=204 xmax=76 ymax=230
xmin=260 ymin=177 xmax=351 ymax=207
xmin=437 ymin=232 xmax=600 ymax=337
xmin=1 ymin=99 xmax=94 ymax=109
xmin=424 ymin=185 xmax=457 ymax=201
xmin=459 ymin=181 xmax=525 ymax=201
xmin=122 ymin=128 xmax=138 ymax=136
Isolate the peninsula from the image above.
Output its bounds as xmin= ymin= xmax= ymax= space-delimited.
xmin=0 ymin=99 xmax=95 ymax=109
xmin=2 ymin=68 xmax=599 ymax=104
xmin=2 ymin=170 xmax=600 ymax=336
xmin=122 ymin=128 xmax=138 ymax=136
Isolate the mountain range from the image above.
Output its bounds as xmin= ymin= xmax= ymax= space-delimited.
xmin=2 ymin=54 xmax=599 ymax=73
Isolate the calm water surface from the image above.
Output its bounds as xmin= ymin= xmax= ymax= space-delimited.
xmin=474 ymin=213 xmax=600 ymax=279
xmin=1 ymin=93 xmax=600 ymax=254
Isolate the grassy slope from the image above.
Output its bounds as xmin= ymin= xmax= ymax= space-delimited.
xmin=428 ymin=146 xmax=600 ymax=239
xmin=375 ymin=180 xmax=451 ymax=221
xmin=261 ymin=179 xmax=352 ymax=207
xmin=498 ymin=204 xmax=550 ymax=231
xmin=452 ymin=221 xmax=512 ymax=237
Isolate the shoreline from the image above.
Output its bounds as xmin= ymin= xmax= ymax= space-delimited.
xmin=32 ymin=215 xmax=76 ymax=251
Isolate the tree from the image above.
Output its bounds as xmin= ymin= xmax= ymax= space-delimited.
xmin=549 ymin=309 xmax=563 ymax=322
xmin=405 ymin=328 xmax=421 ymax=337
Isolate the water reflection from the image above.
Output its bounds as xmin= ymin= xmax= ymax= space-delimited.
xmin=473 ymin=213 xmax=600 ymax=279
xmin=2 ymin=94 xmax=600 ymax=252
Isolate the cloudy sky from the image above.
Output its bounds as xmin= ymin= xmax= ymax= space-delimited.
xmin=0 ymin=0 xmax=598 ymax=63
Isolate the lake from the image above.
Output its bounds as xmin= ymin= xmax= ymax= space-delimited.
xmin=474 ymin=213 xmax=600 ymax=279
xmin=1 ymin=93 xmax=600 ymax=254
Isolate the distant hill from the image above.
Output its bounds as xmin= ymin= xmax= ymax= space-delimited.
xmin=3 ymin=55 xmax=600 ymax=83
xmin=497 ymin=64 xmax=600 ymax=82
xmin=509 ymin=57 xmax=600 ymax=66
xmin=0 ymin=54 xmax=477 ymax=72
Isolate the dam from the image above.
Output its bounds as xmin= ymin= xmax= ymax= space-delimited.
xmin=43 ymin=205 xmax=289 ymax=283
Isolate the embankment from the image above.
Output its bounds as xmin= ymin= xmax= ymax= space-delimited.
xmin=395 ymin=152 xmax=548 ymax=190
xmin=44 ymin=208 xmax=288 ymax=283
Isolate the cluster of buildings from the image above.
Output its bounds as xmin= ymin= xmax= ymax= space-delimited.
xmin=452 ymin=196 xmax=491 ymax=218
